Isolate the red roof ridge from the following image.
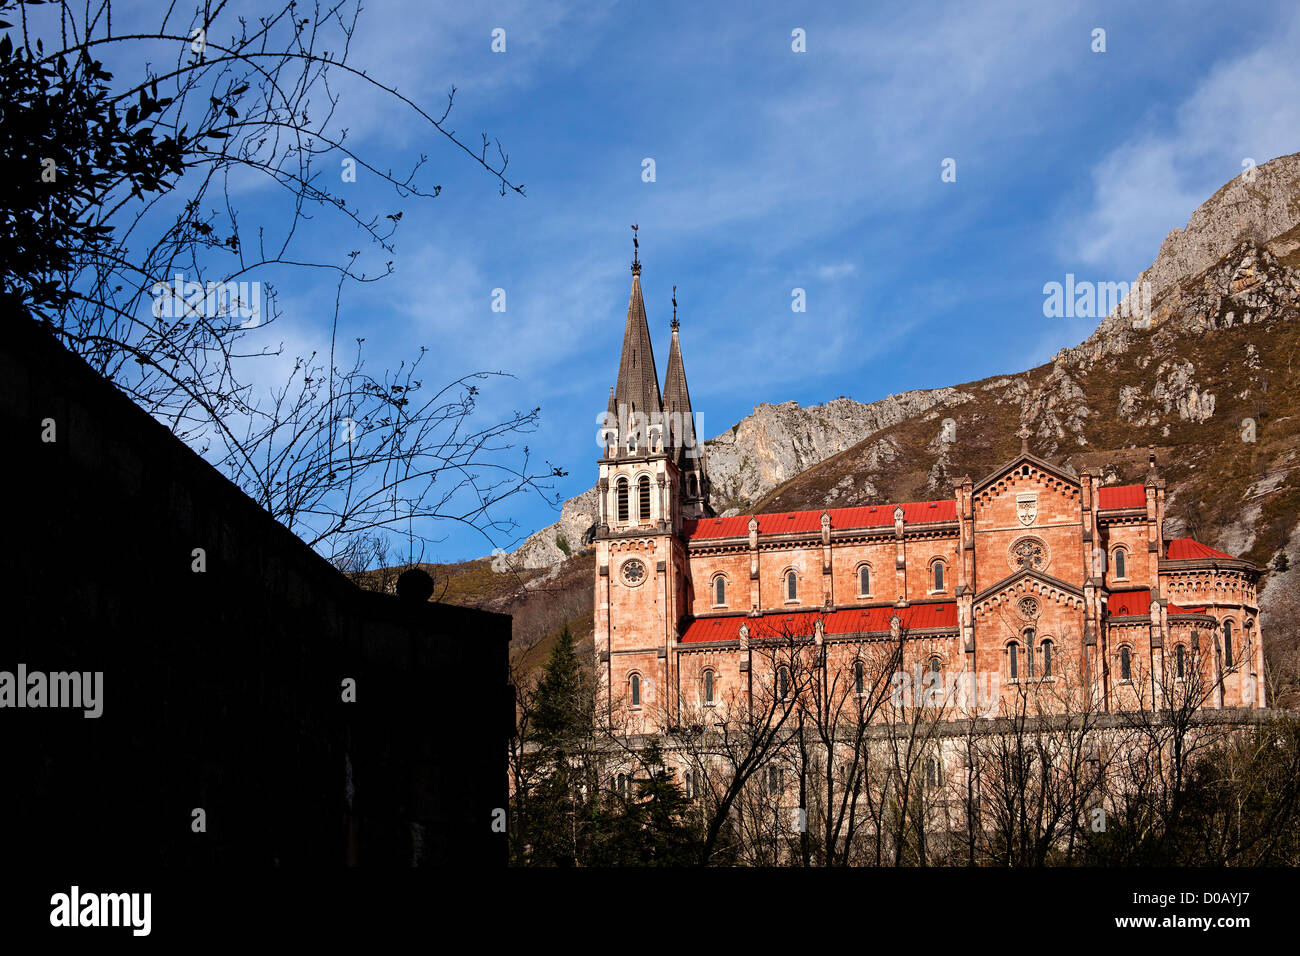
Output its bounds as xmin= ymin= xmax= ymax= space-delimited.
xmin=1165 ymin=537 xmax=1237 ymax=561
xmin=686 ymin=498 xmax=956 ymax=540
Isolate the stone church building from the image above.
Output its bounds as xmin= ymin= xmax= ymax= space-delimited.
xmin=593 ymin=254 xmax=1267 ymax=731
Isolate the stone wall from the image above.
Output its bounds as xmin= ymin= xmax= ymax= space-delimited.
xmin=2 ymin=320 xmax=510 ymax=867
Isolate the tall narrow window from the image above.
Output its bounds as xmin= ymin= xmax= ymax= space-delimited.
xmin=1176 ymin=644 xmax=1186 ymax=679
xmin=859 ymin=565 xmax=871 ymax=596
xmin=1114 ymin=548 xmax=1127 ymax=579
xmin=616 ymin=773 xmax=628 ymax=797
xmin=854 ymin=660 xmax=864 ymax=696
xmin=637 ymin=475 xmax=651 ymax=520
xmin=786 ymin=571 xmax=798 ymax=602
xmin=1120 ymin=646 xmax=1132 ymax=681
xmin=1223 ymin=620 xmax=1234 ymax=668
xmin=714 ymin=576 xmax=726 ymax=606
xmin=777 ymin=666 xmax=790 ymax=700
xmin=933 ymin=561 xmax=945 ymax=591
xmin=766 ymin=765 xmax=783 ymax=795
xmin=684 ymin=771 xmax=695 ymax=800
xmin=703 ymin=670 xmax=715 ymax=706
xmin=925 ymin=757 xmax=940 ymax=790
xmin=1008 ymin=643 xmax=1019 ymax=680
xmin=1041 ymin=640 xmax=1053 ymax=678
xmin=1025 ymin=628 xmax=1036 ymax=678
xmin=630 ymin=673 xmax=641 ymax=707
xmin=616 ymin=477 xmax=629 ymax=522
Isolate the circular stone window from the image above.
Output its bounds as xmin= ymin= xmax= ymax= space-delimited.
xmin=1007 ymin=535 xmax=1050 ymax=574
xmin=1018 ymin=596 xmax=1040 ymax=620
xmin=621 ymin=559 xmax=647 ymax=586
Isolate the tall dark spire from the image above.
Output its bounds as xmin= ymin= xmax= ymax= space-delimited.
xmin=662 ymin=288 xmax=712 ymax=517
xmin=612 ymin=229 xmax=661 ymax=455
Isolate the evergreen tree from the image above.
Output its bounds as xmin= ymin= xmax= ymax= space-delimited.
xmin=533 ymin=626 xmax=593 ymax=750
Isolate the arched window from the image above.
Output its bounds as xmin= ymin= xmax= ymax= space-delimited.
xmin=932 ymin=560 xmax=945 ymax=592
xmin=684 ymin=771 xmax=695 ymax=800
xmin=1176 ymin=644 xmax=1186 ymax=679
xmin=1120 ymin=646 xmax=1132 ymax=681
xmin=1114 ymin=548 xmax=1128 ymax=579
xmin=637 ymin=474 xmax=651 ymax=520
xmin=1024 ymin=628 xmax=1036 ymax=678
xmin=925 ymin=756 xmax=941 ymax=790
xmin=1223 ymin=620 xmax=1234 ymax=668
xmin=616 ymin=773 xmax=628 ymax=797
xmin=702 ymin=670 xmax=716 ymax=706
xmin=616 ymin=477 xmax=629 ymax=522
xmin=929 ymin=656 xmax=941 ymax=678
xmin=765 ymin=765 xmax=783 ymax=795
xmin=1041 ymin=639 xmax=1053 ymax=678
xmin=777 ymin=666 xmax=791 ymax=700
xmin=853 ymin=659 xmax=864 ymax=696
xmin=713 ymin=575 xmax=727 ymax=607
xmin=858 ymin=565 xmax=871 ymax=596
xmin=785 ymin=570 xmax=798 ymax=602
xmin=1008 ymin=642 xmax=1019 ymax=680
xmin=629 ymin=673 xmax=641 ymax=707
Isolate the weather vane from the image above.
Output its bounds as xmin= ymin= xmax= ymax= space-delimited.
xmin=672 ymin=284 xmax=679 ymax=331
xmin=631 ymin=223 xmax=640 ymax=274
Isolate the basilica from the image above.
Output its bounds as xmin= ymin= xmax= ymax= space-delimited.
xmin=593 ymin=253 xmax=1267 ymax=729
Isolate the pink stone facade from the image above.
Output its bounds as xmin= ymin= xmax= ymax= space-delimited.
xmin=593 ymin=263 xmax=1266 ymax=731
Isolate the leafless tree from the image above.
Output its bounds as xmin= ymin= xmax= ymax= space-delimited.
xmin=7 ymin=0 xmax=560 ymax=563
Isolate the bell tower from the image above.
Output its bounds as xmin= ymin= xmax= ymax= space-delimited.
xmin=593 ymin=230 xmax=697 ymax=729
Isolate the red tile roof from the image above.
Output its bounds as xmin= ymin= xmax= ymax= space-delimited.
xmin=679 ymin=602 xmax=958 ymax=643
xmin=1098 ymin=484 xmax=1145 ymax=509
xmin=1107 ymin=589 xmax=1151 ymax=617
xmin=1168 ymin=603 xmax=1208 ymax=615
xmin=684 ymin=500 xmax=956 ymax=541
xmin=1165 ymin=537 xmax=1236 ymax=561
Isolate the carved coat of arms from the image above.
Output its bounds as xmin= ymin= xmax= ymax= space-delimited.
xmin=1016 ymin=493 xmax=1037 ymax=527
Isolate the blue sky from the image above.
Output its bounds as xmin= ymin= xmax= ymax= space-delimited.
xmin=77 ymin=1 xmax=1300 ymax=560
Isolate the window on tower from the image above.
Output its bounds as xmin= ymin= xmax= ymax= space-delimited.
xmin=629 ymin=673 xmax=641 ymax=707
xmin=1120 ymin=646 xmax=1132 ymax=681
xmin=785 ymin=570 xmax=798 ymax=602
xmin=638 ymin=475 xmax=651 ymax=520
xmin=858 ymin=565 xmax=871 ymax=596
xmin=1223 ymin=620 xmax=1234 ymax=668
xmin=616 ymin=477 xmax=629 ymax=522
xmin=714 ymin=575 xmax=726 ymax=607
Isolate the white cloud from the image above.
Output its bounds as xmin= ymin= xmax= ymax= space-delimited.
xmin=1069 ymin=8 xmax=1300 ymax=276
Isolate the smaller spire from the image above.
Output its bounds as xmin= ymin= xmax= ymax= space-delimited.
xmin=671 ymin=284 xmax=679 ymax=332
xmin=1017 ymin=424 xmax=1032 ymax=456
xmin=630 ymin=223 xmax=640 ymax=276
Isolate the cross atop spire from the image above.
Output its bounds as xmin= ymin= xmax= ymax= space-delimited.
xmin=631 ymin=223 xmax=640 ymax=276
xmin=671 ymin=284 xmax=679 ymax=332
xmin=1017 ymin=425 xmax=1032 ymax=455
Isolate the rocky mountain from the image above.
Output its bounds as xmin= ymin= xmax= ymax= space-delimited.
xmin=482 ymin=152 xmax=1300 ymax=703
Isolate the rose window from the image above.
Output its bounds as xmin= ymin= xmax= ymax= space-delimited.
xmin=621 ymin=559 xmax=646 ymax=585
